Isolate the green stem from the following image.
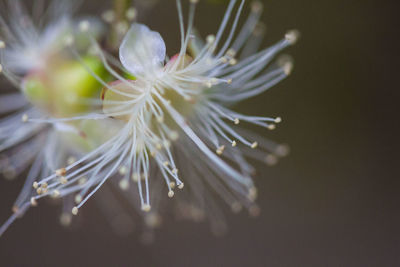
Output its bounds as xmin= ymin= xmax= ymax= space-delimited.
xmin=114 ymin=0 xmax=130 ymax=22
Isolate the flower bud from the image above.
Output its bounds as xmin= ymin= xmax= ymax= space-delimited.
xmin=22 ymin=56 xmax=108 ymax=117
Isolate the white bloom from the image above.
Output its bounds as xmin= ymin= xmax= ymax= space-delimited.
xmin=0 ymin=0 xmax=298 ymax=237
xmin=34 ymin=0 xmax=294 ymax=232
xmin=0 ymin=0 xmax=77 ymax=74
xmin=0 ymin=0 xmax=105 ymax=236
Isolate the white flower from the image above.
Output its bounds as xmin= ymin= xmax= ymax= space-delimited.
xmin=0 ymin=0 xmax=79 ymax=186
xmin=0 ymin=0 xmax=298 ymax=237
xmin=35 ymin=0 xmax=294 ymax=231
xmin=0 ymin=0 xmax=77 ymax=73
xmin=0 ymin=0 xmax=106 ymax=236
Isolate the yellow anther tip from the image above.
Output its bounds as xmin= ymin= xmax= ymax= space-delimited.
xmin=72 ymin=207 xmax=79 ymax=215
xmin=142 ymin=204 xmax=151 ymax=212
xmin=285 ymin=29 xmax=300 ymax=45
xmin=30 ymin=197 xmax=38 ymax=206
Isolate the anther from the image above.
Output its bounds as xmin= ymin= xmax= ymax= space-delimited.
xmin=226 ymin=48 xmax=236 ymax=57
xmin=248 ymin=187 xmax=258 ymax=201
xmin=168 ymin=190 xmax=174 ymax=198
xmin=119 ymin=166 xmax=127 ymax=175
xmin=72 ymin=207 xmax=79 ymax=215
xmin=79 ymin=177 xmax=87 ymax=185
xmin=163 ymin=140 xmax=171 ymax=148
xmin=275 ymin=117 xmax=282 ymax=123
xmin=156 ymin=143 xmax=162 ymax=150
xmin=285 ymin=29 xmax=300 ymax=45
xmin=0 ymin=64 xmax=3 ymax=73
xmin=33 ymin=181 xmax=39 ymax=189
xmin=169 ymin=131 xmax=179 ymax=141
xmin=216 ymin=145 xmax=225 ymax=155
xmin=21 ymin=114 xmax=28 ymax=122
xmin=132 ymin=173 xmax=139 ymax=182
xmin=102 ymin=10 xmax=115 ymax=23
xmin=227 ymin=78 xmax=233 ymax=84
xmin=79 ymin=20 xmax=90 ymax=32
xmin=74 ymin=194 xmax=82 ymax=204
xmin=232 ymin=140 xmax=237 ymax=147
xmin=60 ymin=176 xmax=68 ymax=185
xmin=67 ymin=157 xmax=76 ymax=165
xmin=0 ymin=40 xmax=5 ymax=49
xmin=119 ymin=179 xmax=129 ymax=190
xmin=190 ymin=0 xmax=199 ymax=3
xmin=163 ymin=161 xmax=169 ymax=167
xmin=251 ymin=142 xmax=258 ymax=149
xmin=268 ymin=124 xmax=276 ymax=130
xmin=52 ymin=190 xmax=61 ymax=198
xmin=145 ymin=213 xmax=162 ymax=228
xmin=265 ymin=154 xmax=278 ymax=166
xmin=126 ymin=8 xmax=137 ymax=21
xmin=234 ymin=118 xmax=240 ymax=124
xmin=56 ymin=168 xmax=66 ymax=176
xmin=229 ymin=58 xmax=237 ymax=65
xmin=116 ymin=21 xmax=128 ymax=35
xmin=169 ymin=181 xmax=176 ymax=189
xmin=172 ymin=168 xmax=178 ymax=174
xmin=36 ymin=188 xmax=42 ymax=195
xmin=277 ymin=54 xmax=294 ymax=75
xmin=210 ymin=77 xmax=218 ymax=85
xmin=141 ymin=204 xmax=151 ymax=212
xmin=60 ymin=213 xmax=72 ymax=226
xmin=249 ymin=205 xmax=261 ymax=217
xmin=30 ymin=197 xmax=38 ymax=206
xmin=276 ymin=144 xmax=290 ymax=157
xmin=12 ymin=206 xmax=19 ymax=214
xmin=157 ymin=116 xmax=164 ymax=123
xmin=251 ymin=1 xmax=263 ymax=13
xmin=231 ymin=202 xmax=242 ymax=213
xmin=283 ymin=61 xmax=293 ymax=75
xmin=206 ymin=35 xmax=215 ymax=44
xmin=178 ymin=183 xmax=184 ymax=189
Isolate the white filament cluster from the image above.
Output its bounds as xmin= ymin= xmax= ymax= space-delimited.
xmin=0 ymin=0 xmax=297 ymax=236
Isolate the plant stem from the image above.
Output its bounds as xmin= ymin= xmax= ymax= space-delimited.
xmin=114 ymin=0 xmax=130 ymax=22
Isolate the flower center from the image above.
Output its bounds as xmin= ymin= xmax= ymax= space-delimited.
xmin=101 ymin=53 xmax=199 ymax=130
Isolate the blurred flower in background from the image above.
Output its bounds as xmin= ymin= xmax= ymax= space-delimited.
xmin=0 ymin=0 xmax=297 ymax=241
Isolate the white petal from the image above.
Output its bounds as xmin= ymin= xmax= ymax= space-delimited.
xmin=119 ymin=23 xmax=166 ymax=75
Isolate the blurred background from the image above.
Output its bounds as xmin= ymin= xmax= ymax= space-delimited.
xmin=0 ymin=0 xmax=399 ymax=266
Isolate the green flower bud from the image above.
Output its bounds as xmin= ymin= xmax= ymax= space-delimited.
xmin=23 ymin=56 xmax=109 ymax=117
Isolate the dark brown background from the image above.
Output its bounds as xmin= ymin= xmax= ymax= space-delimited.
xmin=0 ymin=0 xmax=399 ymax=266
